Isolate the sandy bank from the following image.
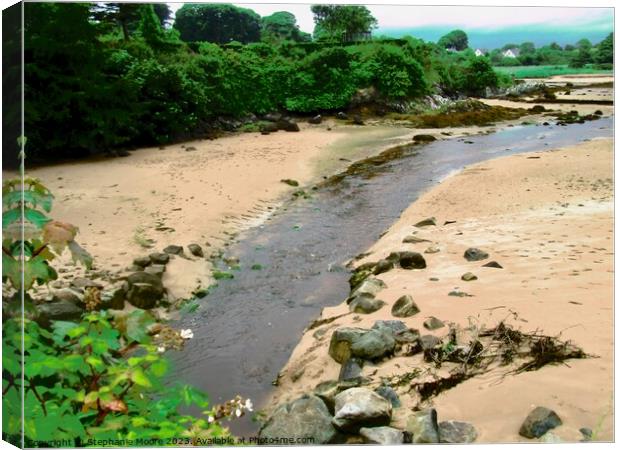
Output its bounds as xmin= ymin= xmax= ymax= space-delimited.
xmin=267 ymin=137 xmax=613 ymax=442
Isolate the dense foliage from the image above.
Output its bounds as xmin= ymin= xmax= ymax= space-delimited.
xmin=2 ymin=175 xmax=240 ymax=446
xmin=438 ymin=29 xmax=468 ymax=51
xmin=23 ymin=2 xmax=507 ymax=163
xmin=311 ymin=4 xmax=377 ymax=42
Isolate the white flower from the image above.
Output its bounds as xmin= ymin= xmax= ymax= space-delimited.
xmin=157 ymin=345 xmax=166 ymax=353
xmin=235 ymin=408 xmax=242 ymax=417
xmin=244 ymin=399 xmax=253 ymax=412
xmin=180 ymin=329 xmax=194 ymax=340
xmin=207 ymin=415 xmax=215 ymax=423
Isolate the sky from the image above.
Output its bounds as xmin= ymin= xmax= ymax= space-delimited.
xmin=167 ymin=3 xmax=614 ymax=48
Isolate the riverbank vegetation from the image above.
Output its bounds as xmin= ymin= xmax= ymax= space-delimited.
xmin=17 ymin=2 xmax=507 ymax=164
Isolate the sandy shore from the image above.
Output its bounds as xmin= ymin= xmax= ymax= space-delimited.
xmin=267 ymin=137 xmax=613 ymax=442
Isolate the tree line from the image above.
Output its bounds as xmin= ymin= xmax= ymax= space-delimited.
xmin=15 ymin=3 xmax=508 ymax=164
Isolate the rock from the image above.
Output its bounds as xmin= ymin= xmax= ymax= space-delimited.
xmin=350 ymin=329 xmax=396 ymax=361
xmin=125 ymin=272 xmax=164 ymax=309
xmin=372 ymin=259 xmax=393 ymax=275
xmin=163 ymin=245 xmax=184 ymax=255
xmin=349 ymin=294 xmax=385 ymax=314
xmin=439 ymin=421 xmax=478 ymax=443
xmin=529 ymin=105 xmax=547 ymax=113
xmin=420 ymin=335 xmax=441 ymax=350
xmin=391 ymin=294 xmax=420 ymax=318
xmin=185 ymin=146 xmax=197 ymax=152
xmin=374 ymin=385 xmax=401 ymax=408
xmin=99 ymin=285 xmax=126 ymax=310
xmin=372 ymin=320 xmax=419 ymax=344
xmin=579 ymin=427 xmax=593 ymax=441
xmin=332 ymin=387 xmax=392 ymax=432
xmin=187 ymin=244 xmax=204 ymax=257
xmin=397 ymin=251 xmax=427 ymax=269
xmin=314 ymin=380 xmax=339 ymax=413
xmin=144 ymin=264 xmax=166 ymax=278
xmin=424 ymin=245 xmax=440 ymax=254
xmin=149 ymin=252 xmax=170 ymax=265
xmin=329 ymin=328 xmax=369 ymax=363
xmin=352 ymin=114 xmax=364 ymax=125
xmin=308 ymin=114 xmax=322 ymax=124
xmin=37 ymin=299 xmax=84 ymax=322
xmin=263 ymin=112 xmax=282 ymax=122
xmin=336 ymin=112 xmax=348 ymax=120
xmin=406 ymin=409 xmax=440 ymax=443
xmin=483 ymin=261 xmax=503 ymax=269
xmin=414 ymin=217 xmax=437 ymax=227
xmin=594 ymin=110 xmax=603 ymax=116
xmin=351 ymin=277 xmax=386 ymax=298
xmin=133 ymin=256 xmax=152 ymax=268
xmin=449 ymin=290 xmax=473 ymax=297
xmin=413 ymin=134 xmax=437 ymax=143
xmin=464 ymin=248 xmax=489 ymax=261
xmin=70 ymin=277 xmax=103 ymax=289
xmin=360 ymin=426 xmax=404 ymax=444
xmin=423 ymin=316 xmax=445 ymax=330
xmin=280 ymin=178 xmax=299 ymax=187
xmin=52 ymin=288 xmax=83 ymax=305
xmin=277 ymin=119 xmax=300 ymax=132
xmin=402 ymin=235 xmax=430 ymax=244
xmin=339 ymin=358 xmax=363 ymax=382
xmin=519 ymin=406 xmax=562 ymax=439
xmin=259 ymin=394 xmax=338 ymax=444
xmin=116 ymin=150 xmax=131 ymax=157
xmin=461 ymin=272 xmax=478 ymax=281
xmin=260 ymin=122 xmax=279 ymax=134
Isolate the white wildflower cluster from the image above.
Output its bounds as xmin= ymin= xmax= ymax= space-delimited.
xmin=206 ymin=396 xmax=253 ymax=424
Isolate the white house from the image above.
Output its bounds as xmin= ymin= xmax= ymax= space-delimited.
xmin=503 ymin=48 xmax=520 ymax=58
xmin=474 ymin=48 xmax=488 ymax=57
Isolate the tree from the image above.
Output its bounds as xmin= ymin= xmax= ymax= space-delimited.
xmin=174 ymin=3 xmax=261 ymax=44
xmin=519 ymin=42 xmax=535 ymax=55
xmin=576 ymin=38 xmax=592 ymax=50
xmin=153 ymin=3 xmax=172 ymax=27
xmin=311 ymin=4 xmax=377 ymax=42
xmin=261 ymin=11 xmax=311 ymax=43
xmin=438 ymin=29 xmax=468 ymax=51
xmin=595 ymin=32 xmax=613 ymax=65
xmin=90 ymin=3 xmax=142 ymax=40
xmin=570 ymin=46 xmax=592 ymax=68
xmin=550 ymin=42 xmax=562 ymax=51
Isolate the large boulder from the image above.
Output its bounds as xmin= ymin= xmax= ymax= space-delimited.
xmin=350 ymin=278 xmax=386 ymax=298
xmin=99 ymin=285 xmax=126 ymax=310
xmin=125 ymin=272 xmax=164 ymax=309
xmin=187 ymin=244 xmax=204 ymax=257
xmin=163 ymin=245 xmax=184 ymax=255
xmin=388 ymin=251 xmax=426 ymax=269
xmin=332 ymin=387 xmax=392 ymax=432
xmin=360 ymin=426 xmax=404 ymax=444
xmin=439 ymin=421 xmax=478 ymax=443
xmin=149 ymin=252 xmax=170 ymax=265
xmin=350 ymin=329 xmax=396 ymax=361
xmin=374 ymin=385 xmax=401 ymax=408
xmin=329 ymin=327 xmax=395 ymax=363
xmin=277 ymin=119 xmax=300 ymax=132
xmin=349 ymin=294 xmax=385 ymax=314
xmin=372 ymin=259 xmax=394 ymax=275
xmin=339 ymin=358 xmax=363 ymax=382
xmin=372 ymin=320 xmax=419 ymax=344
xmin=519 ymin=407 xmax=562 ymax=439
xmin=259 ymin=394 xmax=338 ymax=444
xmin=37 ymin=299 xmax=84 ymax=322
xmin=391 ymin=294 xmax=420 ymax=318
xmin=406 ymin=409 xmax=440 ymax=443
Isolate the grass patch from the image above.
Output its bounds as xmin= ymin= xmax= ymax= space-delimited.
xmin=213 ymin=271 xmax=234 ymax=280
xmin=251 ymin=264 xmax=263 ymax=270
xmin=132 ymin=226 xmax=155 ymax=249
xmin=495 ymin=64 xmax=612 ymax=79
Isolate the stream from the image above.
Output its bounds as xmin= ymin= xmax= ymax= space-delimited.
xmin=172 ymin=117 xmax=613 ymax=436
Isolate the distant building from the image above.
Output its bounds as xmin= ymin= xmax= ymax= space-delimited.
xmin=474 ymin=48 xmax=488 ymax=57
xmin=503 ymin=48 xmax=520 ymax=58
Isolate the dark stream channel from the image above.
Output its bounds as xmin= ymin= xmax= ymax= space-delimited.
xmin=172 ymin=117 xmax=612 ymax=436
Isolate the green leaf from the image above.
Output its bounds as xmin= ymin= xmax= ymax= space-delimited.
xmin=2 ymin=189 xmax=53 ymax=212
xmin=149 ymin=359 xmax=168 ymax=377
xmin=125 ymin=310 xmax=155 ymax=344
xmin=2 ymin=208 xmax=21 ymax=229
xmin=131 ymin=368 xmax=152 ymax=387
xmin=24 ymin=207 xmax=52 ymax=228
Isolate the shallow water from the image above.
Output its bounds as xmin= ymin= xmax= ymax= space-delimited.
xmin=172 ymin=118 xmax=613 ymax=436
